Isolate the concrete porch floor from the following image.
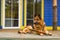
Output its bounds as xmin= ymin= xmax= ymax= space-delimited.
xmin=0 ymin=29 xmax=60 ymax=38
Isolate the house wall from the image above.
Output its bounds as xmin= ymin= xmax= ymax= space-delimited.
xmin=57 ymin=0 xmax=60 ymax=26
xmin=44 ymin=0 xmax=60 ymax=27
xmin=44 ymin=0 xmax=53 ymax=26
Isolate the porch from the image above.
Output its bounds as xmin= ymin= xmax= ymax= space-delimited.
xmin=0 ymin=29 xmax=60 ymax=40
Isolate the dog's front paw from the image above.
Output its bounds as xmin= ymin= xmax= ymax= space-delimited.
xmin=48 ymin=33 xmax=52 ymax=36
xmin=40 ymin=33 xmax=44 ymax=36
xmin=18 ymin=31 xmax=21 ymax=34
xmin=44 ymin=33 xmax=52 ymax=36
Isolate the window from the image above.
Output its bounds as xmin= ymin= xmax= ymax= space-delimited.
xmin=5 ymin=0 xmax=19 ymax=27
xmin=27 ymin=0 xmax=41 ymax=25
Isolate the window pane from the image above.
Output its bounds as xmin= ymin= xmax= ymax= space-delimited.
xmin=12 ymin=20 xmax=18 ymax=27
xmin=37 ymin=1 xmax=41 ymax=15
xmin=12 ymin=0 xmax=18 ymax=19
xmin=5 ymin=20 xmax=11 ymax=27
xmin=5 ymin=0 xmax=11 ymax=18
xmin=35 ymin=0 xmax=41 ymax=15
xmin=27 ymin=20 xmax=33 ymax=26
xmin=27 ymin=0 xmax=41 ymax=25
xmin=5 ymin=0 xmax=19 ymax=27
xmin=27 ymin=0 xmax=34 ymax=19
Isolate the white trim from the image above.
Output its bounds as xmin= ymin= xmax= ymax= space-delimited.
xmin=1 ymin=0 xmax=5 ymax=29
xmin=3 ymin=27 xmax=20 ymax=29
xmin=2 ymin=0 xmax=20 ymax=29
xmin=19 ymin=0 xmax=20 ymax=28
xmin=19 ymin=0 xmax=22 ymax=28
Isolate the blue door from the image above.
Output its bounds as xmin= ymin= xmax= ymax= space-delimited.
xmin=57 ymin=0 xmax=60 ymax=26
xmin=44 ymin=0 xmax=53 ymax=26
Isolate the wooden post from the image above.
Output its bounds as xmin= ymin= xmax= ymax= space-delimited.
xmin=53 ymin=0 xmax=57 ymax=30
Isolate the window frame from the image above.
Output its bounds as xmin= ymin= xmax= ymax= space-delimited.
xmin=1 ymin=0 xmax=22 ymax=29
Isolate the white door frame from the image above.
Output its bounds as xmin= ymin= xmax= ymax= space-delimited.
xmin=1 ymin=0 xmax=22 ymax=29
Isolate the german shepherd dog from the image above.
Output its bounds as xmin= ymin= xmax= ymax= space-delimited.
xmin=18 ymin=15 xmax=52 ymax=36
xmin=33 ymin=15 xmax=52 ymax=36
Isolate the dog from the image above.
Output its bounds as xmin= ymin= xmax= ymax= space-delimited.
xmin=33 ymin=15 xmax=52 ymax=36
xmin=18 ymin=15 xmax=52 ymax=36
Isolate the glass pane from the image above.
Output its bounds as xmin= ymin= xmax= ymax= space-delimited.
xmin=5 ymin=0 xmax=11 ymax=18
xmin=27 ymin=0 xmax=34 ymax=19
xmin=35 ymin=0 xmax=41 ymax=15
xmin=27 ymin=0 xmax=41 ymax=25
xmin=5 ymin=0 xmax=19 ymax=27
xmin=27 ymin=20 xmax=33 ymax=26
xmin=12 ymin=0 xmax=18 ymax=19
xmin=5 ymin=20 xmax=11 ymax=27
xmin=12 ymin=20 xmax=18 ymax=27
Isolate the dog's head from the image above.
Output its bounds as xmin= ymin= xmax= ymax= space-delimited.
xmin=34 ymin=16 xmax=40 ymax=25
